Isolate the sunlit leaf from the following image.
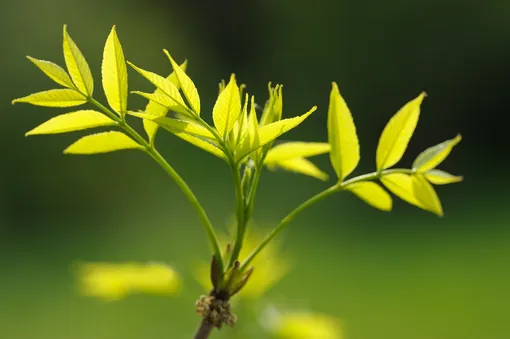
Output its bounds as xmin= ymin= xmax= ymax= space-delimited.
xmin=26 ymin=56 xmax=75 ymax=89
xmin=265 ymin=142 xmax=330 ymax=163
xmin=229 ymin=94 xmax=249 ymax=149
xmin=376 ymin=93 xmax=425 ymax=170
xmin=26 ymin=110 xmax=116 ymax=135
xmin=345 ymin=181 xmax=392 ymax=211
xmin=172 ymin=132 xmax=226 ymax=160
xmin=63 ymin=25 xmax=94 ymax=96
xmin=239 ymin=96 xmax=261 ymax=160
xmin=12 ymin=89 xmax=86 ymax=107
xmin=129 ymin=112 xmax=215 ymax=139
xmin=127 ymin=62 xmax=188 ymax=114
xmin=412 ymin=174 xmax=443 ymax=216
xmin=380 ymin=173 xmax=424 ymax=208
xmin=266 ymin=157 xmax=328 ymax=181
xmin=132 ymin=91 xmax=188 ymax=115
xmin=143 ymin=61 xmax=187 ymax=144
xmin=327 ymin=82 xmax=360 ymax=181
xmin=213 ymin=74 xmax=241 ymax=139
xmin=425 ymin=169 xmax=463 ymax=185
xmin=164 ymin=50 xmax=200 ymax=115
xmin=102 ymin=26 xmax=128 ymax=115
xmin=64 ymin=131 xmax=143 ymax=154
xmin=413 ymin=134 xmax=462 ymax=172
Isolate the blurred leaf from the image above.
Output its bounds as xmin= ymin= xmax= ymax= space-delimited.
xmin=328 ymin=82 xmax=360 ymax=182
xmin=63 ymin=25 xmax=94 ymax=96
xmin=413 ymin=134 xmax=462 ymax=172
xmin=265 ymin=142 xmax=330 ymax=163
xmin=213 ymin=74 xmax=241 ymax=139
xmin=143 ymin=61 xmax=187 ymax=144
xmin=26 ymin=110 xmax=116 ymax=135
xmin=376 ymin=93 xmax=425 ymax=170
xmin=12 ymin=89 xmax=86 ymax=107
xmin=64 ymin=131 xmax=143 ymax=154
xmin=164 ymin=50 xmax=200 ymax=115
xmin=266 ymin=157 xmax=328 ymax=181
xmin=129 ymin=112 xmax=215 ymax=139
xmin=102 ymin=26 xmax=128 ymax=115
xmin=412 ymin=174 xmax=443 ymax=216
xmin=380 ymin=173 xmax=424 ymax=208
xmin=268 ymin=310 xmax=342 ymax=339
xmin=345 ymin=181 xmax=392 ymax=211
xmin=26 ymin=56 xmax=75 ymax=89
xmin=425 ymin=169 xmax=463 ymax=185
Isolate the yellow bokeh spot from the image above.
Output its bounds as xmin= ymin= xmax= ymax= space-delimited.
xmin=271 ymin=311 xmax=342 ymax=339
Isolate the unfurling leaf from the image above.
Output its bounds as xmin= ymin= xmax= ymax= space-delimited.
xmin=213 ymin=74 xmax=241 ymax=139
xmin=129 ymin=112 xmax=215 ymax=139
xmin=102 ymin=26 xmax=128 ymax=115
xmin=26 ymin=110 xmax=116 ymax=135
xmin=266 ymin=157 xmax=328 ymax=181
xmin=164 ymin=50 xmax=200 ymax=115
xmin=239 ymin=96 xmax=261 ymax=160
xmin=26 ymin=56 xmax=75 ymax=89
xmin=128 ymin=62 xmax=188 ymax=114
xmin=345 ymin=182 xmax=392 ymax=211
xmin=380 ymin=173 xmax=424 ymax=208
xmin=412 ymin=174 xmax=443 ymax=216
xmin=425 ymin=169 xmax=463 ymax=185
xmin=413 ymin=134 xmax=462 ymax=172
xmin=143 ymin=61 xmax=188 ymax=144
xmin=327 ymin=82 xmax=360 ymax=181
xmin=63 ymin=25 xmax=94 ymax=96
xmin=265 ymin=142 xmax=330 ymax=163
xmin=12 ymin=89 xmax=86 ymax=107
xmin=64 ymin=131 xmax=143 ymax=154
xmin=376 ymin=93 xmax=425 ymax=170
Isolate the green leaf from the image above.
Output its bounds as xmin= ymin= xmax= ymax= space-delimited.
xmin=213 ymin=74 xmax=241 ymax=139
xmin=380 ymin=173 xmax=424 ymax=208
xmin=425 ymin=169 xmax=463 ymax=185
xmin=265 ymin=142 xmax=330 ymax=163
xmin=239 ymin=96 xmax=261 ymax=160
xmin=127 ymin=62 xmax=188 ymax=114
xmin=64 ymin=131 xmax=143 ymax=154
xmin=26 ymin=110 xmax=116 ymax=135
xmin=412 ymin=174 xmax=443 ymax=216
xmin=229 ymin=94 xmax=249 ymax=150
xmin=345 ymin=182 xmax=392 ymax=211
xmin=376 ymin=93 xmax=425 ymax=170
xmin=172 ymin=132 xmax=226 ymax=160
xmin=129 ymin=112 xmax=215 ymax=139
xmin=143 ymin=61 xmax=188 ymax=144
xmin=412 ymin=134 xmax=462 ymax=172
xmin=63 ymin=25 xmax=94 ymax=96
xmin=132 ymin=91 xmax=188 ymax=115
xmin=163 ymin=50 xmax=200 ymax=115
xmin=266 ymin=157 xmax=328 ymax=181
xmin=102 ymin=26 xmax=128 ymax=115
xmin=12 ymin=89 xmax=87 ymax=107
xmin=26 ymin=56 xmax=75 ymax=89
xmin=327 ymin=82 xmax=360 ymax=181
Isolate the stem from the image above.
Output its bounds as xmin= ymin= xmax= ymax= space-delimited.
xmin=88 ymin=97 xmax=224 ymax=274
xmin=228 ymin=163 xmax=246 ymax=267
xmin=193 ymin=319 xmax=214 ymax=339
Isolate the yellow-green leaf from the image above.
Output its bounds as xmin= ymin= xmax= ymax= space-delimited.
xmin=412 ymin=174 xmax=443 ymax=216
xmin=64 ymin=131 xmax=143 ymax=154
xmin=26 ymin=110 xmax=116 ymax=135
xmin=129 ymin=112 xmax=215 ymax=139
xmin=266 ymin=157 xmax=328 ymax=181
xmin=345 ymin=182 xmax=392 ymax=211
xmin=164 ymin=50 xmax=200 ymax=115
xmin=327 ymin=82 xmax=360 ymax=181
xmin=238 ymin=96 xmax=261 ymax=160
xmin=380 ymin=173 xmax=424 ymax=208
xmin=376 ymin=93 xmax=425 ymax=170
xmin=128 ymin=62 xmax=188 ymax=114
xmin=132 ymin=91 xmax=188 ymax=115
xmin=213 ymin=74 xmax=241 ymax=138
xmin=413 ymin=134 xmax=462 ymax=172
xmin=265 ymin=142 xmax=330 ymax=163
xmin=173 ymin=132 xmax=226 ymax=160
xmin=143 ymin=61 xmax=188 ymax=144
xmin=12 ymin=89 xmax=86 ymax=107
xmin=102 ymin=26 xmax=128 ymax=115
xmin=26 ymin=56 xmax=75 ymax=89
xmin=63 ymin=25 xmax=94 ymax=96
xmin=425 ymin=169 xmax=463 ymax=185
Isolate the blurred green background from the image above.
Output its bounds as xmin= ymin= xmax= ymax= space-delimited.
xmin=1 ymin=0 xmax=509 ymax=338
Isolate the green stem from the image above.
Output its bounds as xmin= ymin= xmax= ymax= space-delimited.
xmin=228 ymin=163 xmax=246 ymax=267
xmin=88 ymin=97 xmax=224 ymax=274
